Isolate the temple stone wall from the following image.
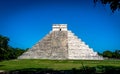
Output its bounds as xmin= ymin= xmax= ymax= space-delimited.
xmin=18 ymin=24 xmax=103 ymax=60
xmin=18 ymin=31 xmax=68 ymax=59
xmin=67 ymin=31 xmax=103 ymax=60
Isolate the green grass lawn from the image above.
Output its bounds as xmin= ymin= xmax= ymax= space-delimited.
xmin=0 ymin=59 xmax=120 ymax=71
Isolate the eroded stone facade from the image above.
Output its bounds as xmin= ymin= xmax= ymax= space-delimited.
xmin=18 ymin=24 xmax=103 ymax=60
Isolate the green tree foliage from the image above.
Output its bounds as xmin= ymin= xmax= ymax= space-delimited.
xmin=0 ymin=35 xmax=26 ymax=61
xmin=7 ymin=46 xmax=26 ymax=59
xmin=101 ymin=50 xmax=120 ymax=59
xmin=0 ymin=35 xmax=10 ymax=60
xmin=94 ymin=0 xmax=120 ymax=12
xmin=103 ymin=50 xmax=113 ymax=58
xmin=113 ymin=50 xmax=120 ymax=58
xmin=0 ymin=35 xmax=9 ymax=51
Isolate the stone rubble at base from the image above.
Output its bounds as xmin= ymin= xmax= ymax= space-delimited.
xmin=18 ymin=24 xmax=103 ymax=60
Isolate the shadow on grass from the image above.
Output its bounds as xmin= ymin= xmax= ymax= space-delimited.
xmin=4 ymin=66 xmax=120 ymax=74
xmin=0 ymin=65 xmax=4 ymax=67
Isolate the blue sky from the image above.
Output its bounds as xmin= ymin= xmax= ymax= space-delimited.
xmin=0 ymin=0 xmax=120 ymax=52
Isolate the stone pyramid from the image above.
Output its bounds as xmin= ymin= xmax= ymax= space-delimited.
xmin=18 ymin=24 xmax=103 ymax=60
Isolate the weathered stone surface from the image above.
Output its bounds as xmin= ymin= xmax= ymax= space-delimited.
xmin=18 ymin=24 xmax=103 ymax=60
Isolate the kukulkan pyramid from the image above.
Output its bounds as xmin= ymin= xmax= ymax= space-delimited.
xmin=18 ymin=24 xmax=103 ymax=60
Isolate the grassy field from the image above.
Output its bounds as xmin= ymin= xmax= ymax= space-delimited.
xmin=0 ymin=59 xmax=120 ymax=71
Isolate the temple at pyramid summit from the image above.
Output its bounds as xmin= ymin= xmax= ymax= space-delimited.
xmin=18 ymin=24 xmax=103 ymax=60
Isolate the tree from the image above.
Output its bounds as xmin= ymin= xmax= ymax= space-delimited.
xmin=0 ymin=35 xmax=10 ymax=60
xmin=0 ymin=35 xmax=26 ymax=61
xmin=101 ymin=50 xmax=120 ymax=59
xmin=0 ymin=35 xmax=9 ymax=50
xmin=94 ymin=0 xmax=120 ymax=12
xmin=113 ymin=50 xmax=120 ymax=59
xmin=103 ymin=50 xmax=113 ymax=58
xmin=7 ymin=47 xmax=24 ymax=59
